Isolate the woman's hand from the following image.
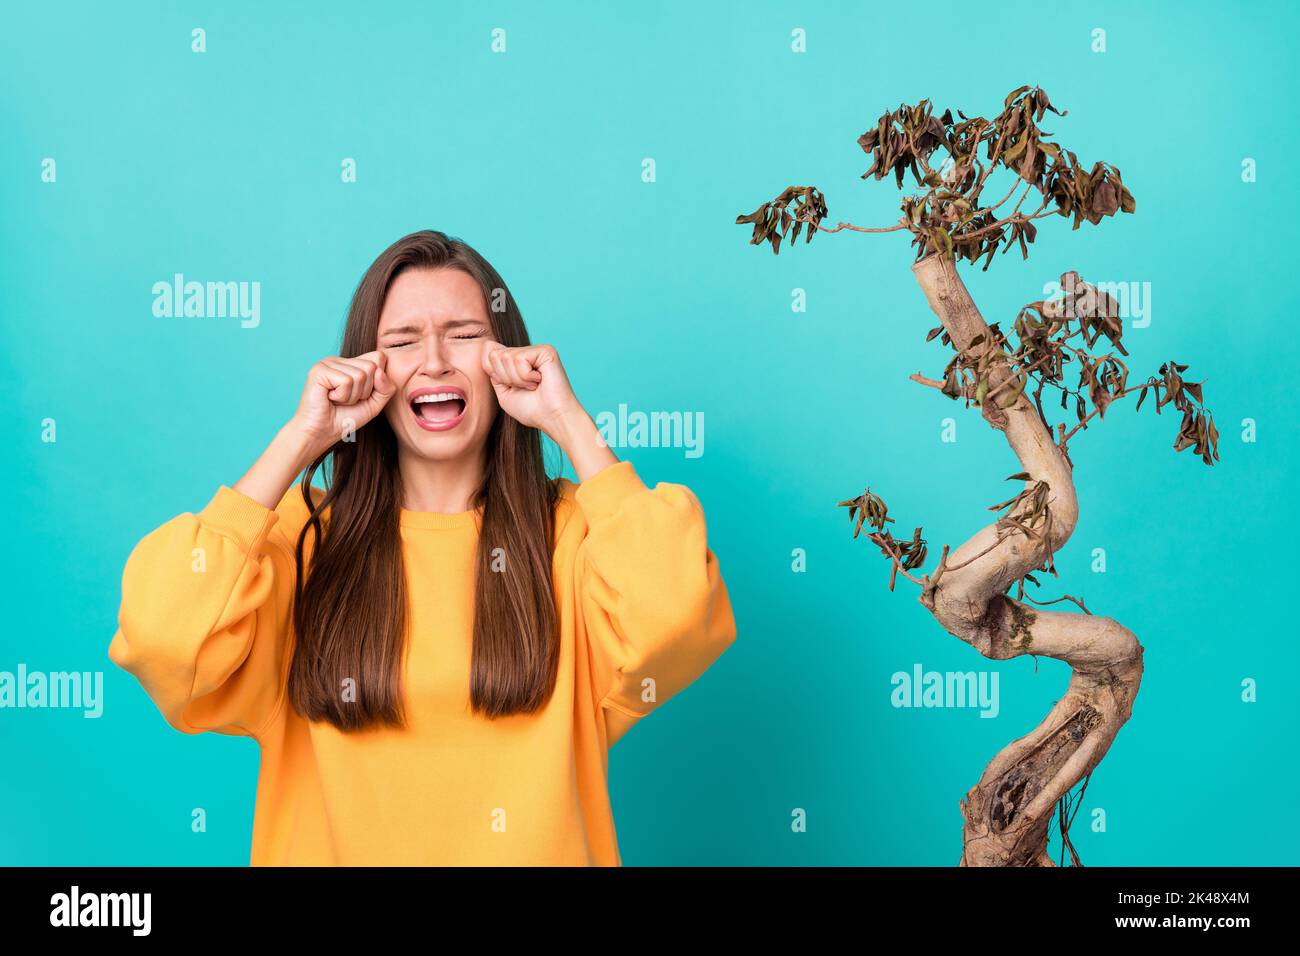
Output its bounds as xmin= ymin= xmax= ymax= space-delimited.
xmin=232 ymin=351 xmax=400 ymax=510
xmin=483 ymin=342 xmax=619 ymax=481
xmin=289 ymin=350 xmax=399 ymax=459
xmin=481 ymin=342 xmax=582 ymax=436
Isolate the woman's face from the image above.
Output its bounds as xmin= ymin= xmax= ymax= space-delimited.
xmin=377 ymin=267 xmax=499 ymax=466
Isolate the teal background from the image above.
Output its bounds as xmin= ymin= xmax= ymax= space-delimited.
xmin=3 ymin=0 xmax=1296 ymax=866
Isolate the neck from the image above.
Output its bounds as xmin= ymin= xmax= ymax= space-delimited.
xmin=397 ymin=447 xmax=487 ymax=514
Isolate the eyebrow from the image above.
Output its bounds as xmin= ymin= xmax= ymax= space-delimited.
xmin=379 ymin=319 xmax=487 ymax=337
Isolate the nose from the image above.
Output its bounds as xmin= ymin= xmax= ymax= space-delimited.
xmin=417 ymin=334 xmax=455 ymax=379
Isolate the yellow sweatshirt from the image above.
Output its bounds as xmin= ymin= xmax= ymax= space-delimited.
xmin=108 ymin=460 xmax=736 ymax=866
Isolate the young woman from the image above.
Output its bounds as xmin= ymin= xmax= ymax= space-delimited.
xmin=108 ymin=229 xmax=736 ymax=866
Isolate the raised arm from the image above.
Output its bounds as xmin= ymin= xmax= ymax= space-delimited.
xmin=571 ymin=459 xmax=737 ymax=747
xmin=109 ymin=348 xmax=400 ymax=737
xmin=479 ymin=340 xmax=738 ymax=746
xmin=107 ymin=481 xmax=305 ymax=738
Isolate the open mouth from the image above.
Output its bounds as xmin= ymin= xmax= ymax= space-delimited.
xmin=409 ymin=389 xmax=467 ymax=432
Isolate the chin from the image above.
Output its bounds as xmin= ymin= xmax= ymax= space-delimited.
xmin=407 ymin=435 xmax=479 ymax=463
xmin=392 ymin=415 xmax=494 ymax=464
xmin=384 ymin=394 xmax=495 ymax=463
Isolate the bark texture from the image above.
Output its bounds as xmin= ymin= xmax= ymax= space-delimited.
xmin=911 ymin=253 xmax=1144 ymax=867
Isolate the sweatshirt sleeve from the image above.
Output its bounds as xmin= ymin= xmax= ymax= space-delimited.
xmin=573 ymin=460 xmax=736 ymax=747
xmin=107 ymin=485 xmax=303 ymax=740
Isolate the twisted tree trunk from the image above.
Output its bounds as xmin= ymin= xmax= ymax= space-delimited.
xmin=910 ymin=253 xmax=1144 ymax=867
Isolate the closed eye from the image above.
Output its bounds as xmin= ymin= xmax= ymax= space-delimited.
xmin=452 ymin=331 xmax=485 ymax=340
xmin=384 ymin=340 xmax=417 ymax=348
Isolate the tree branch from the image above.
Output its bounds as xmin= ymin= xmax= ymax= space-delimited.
xmin=911 ymin=252 xmax=1145 ymax=868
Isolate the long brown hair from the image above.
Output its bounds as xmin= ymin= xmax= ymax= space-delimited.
xmin=289 ymin=230 xmax=561 ymax=731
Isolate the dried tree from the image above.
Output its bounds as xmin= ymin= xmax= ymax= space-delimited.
xmin=736 ymin=86 xmax=1218 ymax=866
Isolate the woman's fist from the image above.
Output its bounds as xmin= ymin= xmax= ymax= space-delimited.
xmin=290 ymin=350 xmax=399 ymax=456
xmin=482 ymin=342 xmax=580 ymax=435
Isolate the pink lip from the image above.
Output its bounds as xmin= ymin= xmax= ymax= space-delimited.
xmin=408 ymin=386 xmax=468 ymax=432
